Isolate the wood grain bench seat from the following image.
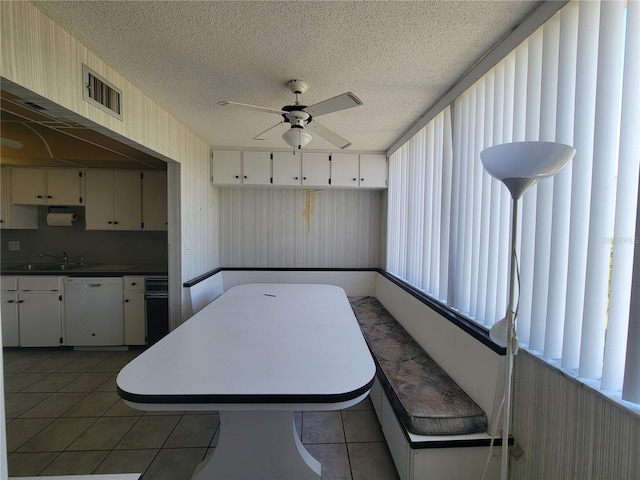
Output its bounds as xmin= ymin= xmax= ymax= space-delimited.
xmin=349 ymin=296 xmax=488 ymax=436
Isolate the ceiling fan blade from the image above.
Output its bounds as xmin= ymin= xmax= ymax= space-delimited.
xmin=304 ymin=92 xmax=363 ymax=117
xmin=253 ymin=121 xmax=288 ymax=140
xmin=218 ymin=101 xmax=285 ymax=116
xmin=307 ymin=120 xmax=352 ymax=149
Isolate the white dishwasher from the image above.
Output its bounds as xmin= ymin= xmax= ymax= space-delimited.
xmin=64 ymin=277 xmax=124 ymax=346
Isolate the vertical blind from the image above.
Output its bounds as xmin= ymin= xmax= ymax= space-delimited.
xmin=386 ymin=0 xmax=640 ymax=403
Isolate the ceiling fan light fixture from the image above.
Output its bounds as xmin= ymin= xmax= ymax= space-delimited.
xmin=282 ymin=125 xmax=312 ymax=149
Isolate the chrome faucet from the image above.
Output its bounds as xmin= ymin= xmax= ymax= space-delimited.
xmin=40 ymin=251 xmax=69 ymax=263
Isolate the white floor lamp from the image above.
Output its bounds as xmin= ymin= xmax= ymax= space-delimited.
xmin=480 ymin=141 xmax=576 ymax=480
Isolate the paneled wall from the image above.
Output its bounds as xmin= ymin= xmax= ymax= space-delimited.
xmin=511 ymin=351 xmax=640 ymax=479
xmin=218 ymin=188 xmax=383 ymax=268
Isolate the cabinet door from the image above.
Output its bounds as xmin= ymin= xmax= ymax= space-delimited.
xmin=302 ymin=152 xmax=330 ymax=187
xmin=242 ymin=151 xmax=271 ymax=185
xmin=142 ymin=171 xmax=167 ymax=231
xmin=18 ymin=292 xmax=61 ymax=347
xmin=211 ymin=150 xmax=242 ymax=185
xmin=85 ymin=170 xmax=115 ymax=230
xmin=113 ymin=171 xmax=142 ymax=231
xmin=47 ymin=169 xmax=84 ymax=205
xmin=330 ymin=153 xmax=360 ymax=187
xmin=1 ymin=292 xmax=19 ymax=347
xmin=359 ymin=154 xmax=388 ymax=188
xmin=124 ymin=291 xmax=146 ymax=345
xmin=0 ymin=168 xmax=38 ymax=229
xmin=11 ymin=168 xmax=46 ymax=205
xmin=272 ymin=151 xmax=301 ymax=186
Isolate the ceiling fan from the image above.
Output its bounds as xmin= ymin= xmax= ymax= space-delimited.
xmin=218 ymin=80 xmax=363 ymax=150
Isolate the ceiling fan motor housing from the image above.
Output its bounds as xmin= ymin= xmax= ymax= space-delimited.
xmin=287 ymin=80 xmax=309 ymax=95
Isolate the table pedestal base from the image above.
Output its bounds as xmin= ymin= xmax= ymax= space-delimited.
xmin=192 ymin=410 xmax=321 ymax=480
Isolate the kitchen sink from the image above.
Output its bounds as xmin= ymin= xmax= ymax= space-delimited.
xmin=11 ymin=263 xmax=81 ymax=271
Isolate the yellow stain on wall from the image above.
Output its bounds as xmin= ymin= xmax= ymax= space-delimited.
xmin=302 ymin=190 xmax=315 ymax=233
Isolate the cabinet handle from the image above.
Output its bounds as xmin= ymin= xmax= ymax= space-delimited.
xmin=235 ymin=175 xmax=239 ymax=179
xmin=108 ymin=221 xmax=113 ymax=224
xmin=294 ymin=176 xmax=299 ymax=180
xmin=7 ymin=300 xmax=14 ymax=304
xmin=18 ymin=300 xmax=24 ymax=304
xmin=352 ymin=178 xmax=357 ymax=181
xmin=37 ymin=195 xmax=43 ymax=199
xmin=131 ymin=282 xmax=136 ymax=286
xmin=114 ymin=221 xmax=119 ymax=225
xmin=303 ymin=177 xmax=307 ymax=180
xmin=244 ymin=175 xmax=247 ymax=179
xmin=361 ymin=178 xmax=365 ymax=182
xmin=125 ymin=299 xmax=130 ymax=303
xmin=47 ymin=195 xmax=53 ymax=199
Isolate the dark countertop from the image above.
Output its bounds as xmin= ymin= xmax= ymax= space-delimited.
xmin=1 ymin=263 xmax=167 ymax=277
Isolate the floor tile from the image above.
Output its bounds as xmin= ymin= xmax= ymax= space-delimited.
xmin=58 ymin=371 xmax=114 ymax=392
xmin=116 ymin=415 xmax=182 ymax=449
xmin=305 ymin=443 xmax=352 ymax=480
xmin=25 ymin=356 xmax=76 ymax=373
xmin=342 ymin=409 xmax=385 ymax=442
xmin=22 ymin=372 xmax=82 ymax=392
xmin=56 ymin=355 xmax=111 ymax=373
xmin=348 ymin=442 xmax=400 ymax=480
xmin=5 ymin=417 xmax=55 ymax=452
xmin=17 ymin=416 xmax=97 ymax=452
xmin=4 ymin=392 xmax=50 ymax=418
xmin=62 ymin=391 xmax=120 ymax=417
xmin=94 ymin=373 xmax=118 ymax=391
xmin=104 ymin=398 xmax=145 ymax=417
xmin=7 ymin=451 xmax=59 ymax=477
xmin=3 ymin=355 xmax=48 ymax=374
xmin=302 ymin=411 xmax=346 ymax=444
xmin=94 ymin=448 xmax=158 ymax=476
xmin=4 ymin=372 xmax=49 ymax=392
xmin=40 ymin=450 xmax=109 ymax=476
xmin=164 ymin=413 xmax=219 ymax=448
xmin=90 ymin=353 xmax=140 ymax=372
xmin=20 ymin=391 xmax=88 ymax=418
xmin=68 ymin=416 xmax=139 ymax=451
xmin=142 ymin=447 xmax=207 ymax=480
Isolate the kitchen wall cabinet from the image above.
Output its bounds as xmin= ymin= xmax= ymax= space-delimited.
xmin=359 ymin=154 xmax=388 ymax=188
xmin=16 ymin=276 xmax=63 ymax=347
xmin=10 ymin=167 xmax=84 ymax=206
xmin=124 ymin=276 xmax=146 ymax=345
xmin=242 ymin=151 xmax=271 ymax=185
xmin=302 ymin=152 xmax=330 ymax=187
xmin=211 ymin=150 xmax=387 ymax=190
xmin=85 ymin=169 xmax=142 ymax=230
xmin=272 ymin=151 xmax=301 ymax=186
xmin=330 ymin=153 xmax=360 ymax=187
xmin=211 ymin=150 xmax=242 ymax=185
xmin=142 ymin=171 xmax=168 ymax=231
xmin=0 ymin=168 xmax=38 ymax=230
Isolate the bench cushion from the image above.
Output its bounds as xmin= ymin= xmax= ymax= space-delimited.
xmin=350 ymin=296 xmax=488 ymax=436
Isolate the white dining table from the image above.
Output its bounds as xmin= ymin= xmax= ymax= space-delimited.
xmin=116 ymin=283 xmax=376 ymax=480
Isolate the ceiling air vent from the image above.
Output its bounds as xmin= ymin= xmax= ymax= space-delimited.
xmin=82 ymin=64 xmax=123 ymax=120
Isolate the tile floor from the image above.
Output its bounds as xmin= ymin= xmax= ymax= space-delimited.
xmin=3 ymin=347 xmax=400 ymax=479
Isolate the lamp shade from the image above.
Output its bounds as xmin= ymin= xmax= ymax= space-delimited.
xmin=480 ymin=141 xmax=576 ymax=199
xmin=282 ymin=126 xmax=312 ymax=149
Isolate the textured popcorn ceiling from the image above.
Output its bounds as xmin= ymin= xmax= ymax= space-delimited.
xmin=33 ymin=1 xmax=539 ymax=153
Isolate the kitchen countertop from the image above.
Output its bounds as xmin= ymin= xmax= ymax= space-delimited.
xmin=0 ymin=263 xmax=168 ymax=277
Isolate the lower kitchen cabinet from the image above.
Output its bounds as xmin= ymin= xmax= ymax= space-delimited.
xmin=1 ymin=292 xmax=19 ymax=347
xmin=18 ymin=291 xmax=63 ymax=347
xmin=124 ymin=276 xmax=146 ymax=345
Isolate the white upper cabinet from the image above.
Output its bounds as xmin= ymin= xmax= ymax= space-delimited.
xmin=359 ymin=154 xmax=387 ymax=188
xmin=272 ymin=151 xmax=301 ymax=186
xmin=302 ymin=152 xmax=330 ymax=187
xmin=85 ymin=170 xmax=142 ymax=230
xmin=0 ymin=168 xmax=38 ymax=230
xmin=211 ymin=150 xmax=387 ymax=189
xmin=242 ymin=151 xmax=271 ymax=185
xmin=211 ymin=150 xmax=242 ymax=185
xmin=10 ymin=167 xmax=84 ymax=205
xmin=142 ymin=170 xmax=167 ymax=231
xmin=330 ymin=153 xmax=360 ymax=187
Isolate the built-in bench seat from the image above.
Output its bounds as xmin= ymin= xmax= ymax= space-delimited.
xmin=349 ymin=296 xmax=488 ymax=436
